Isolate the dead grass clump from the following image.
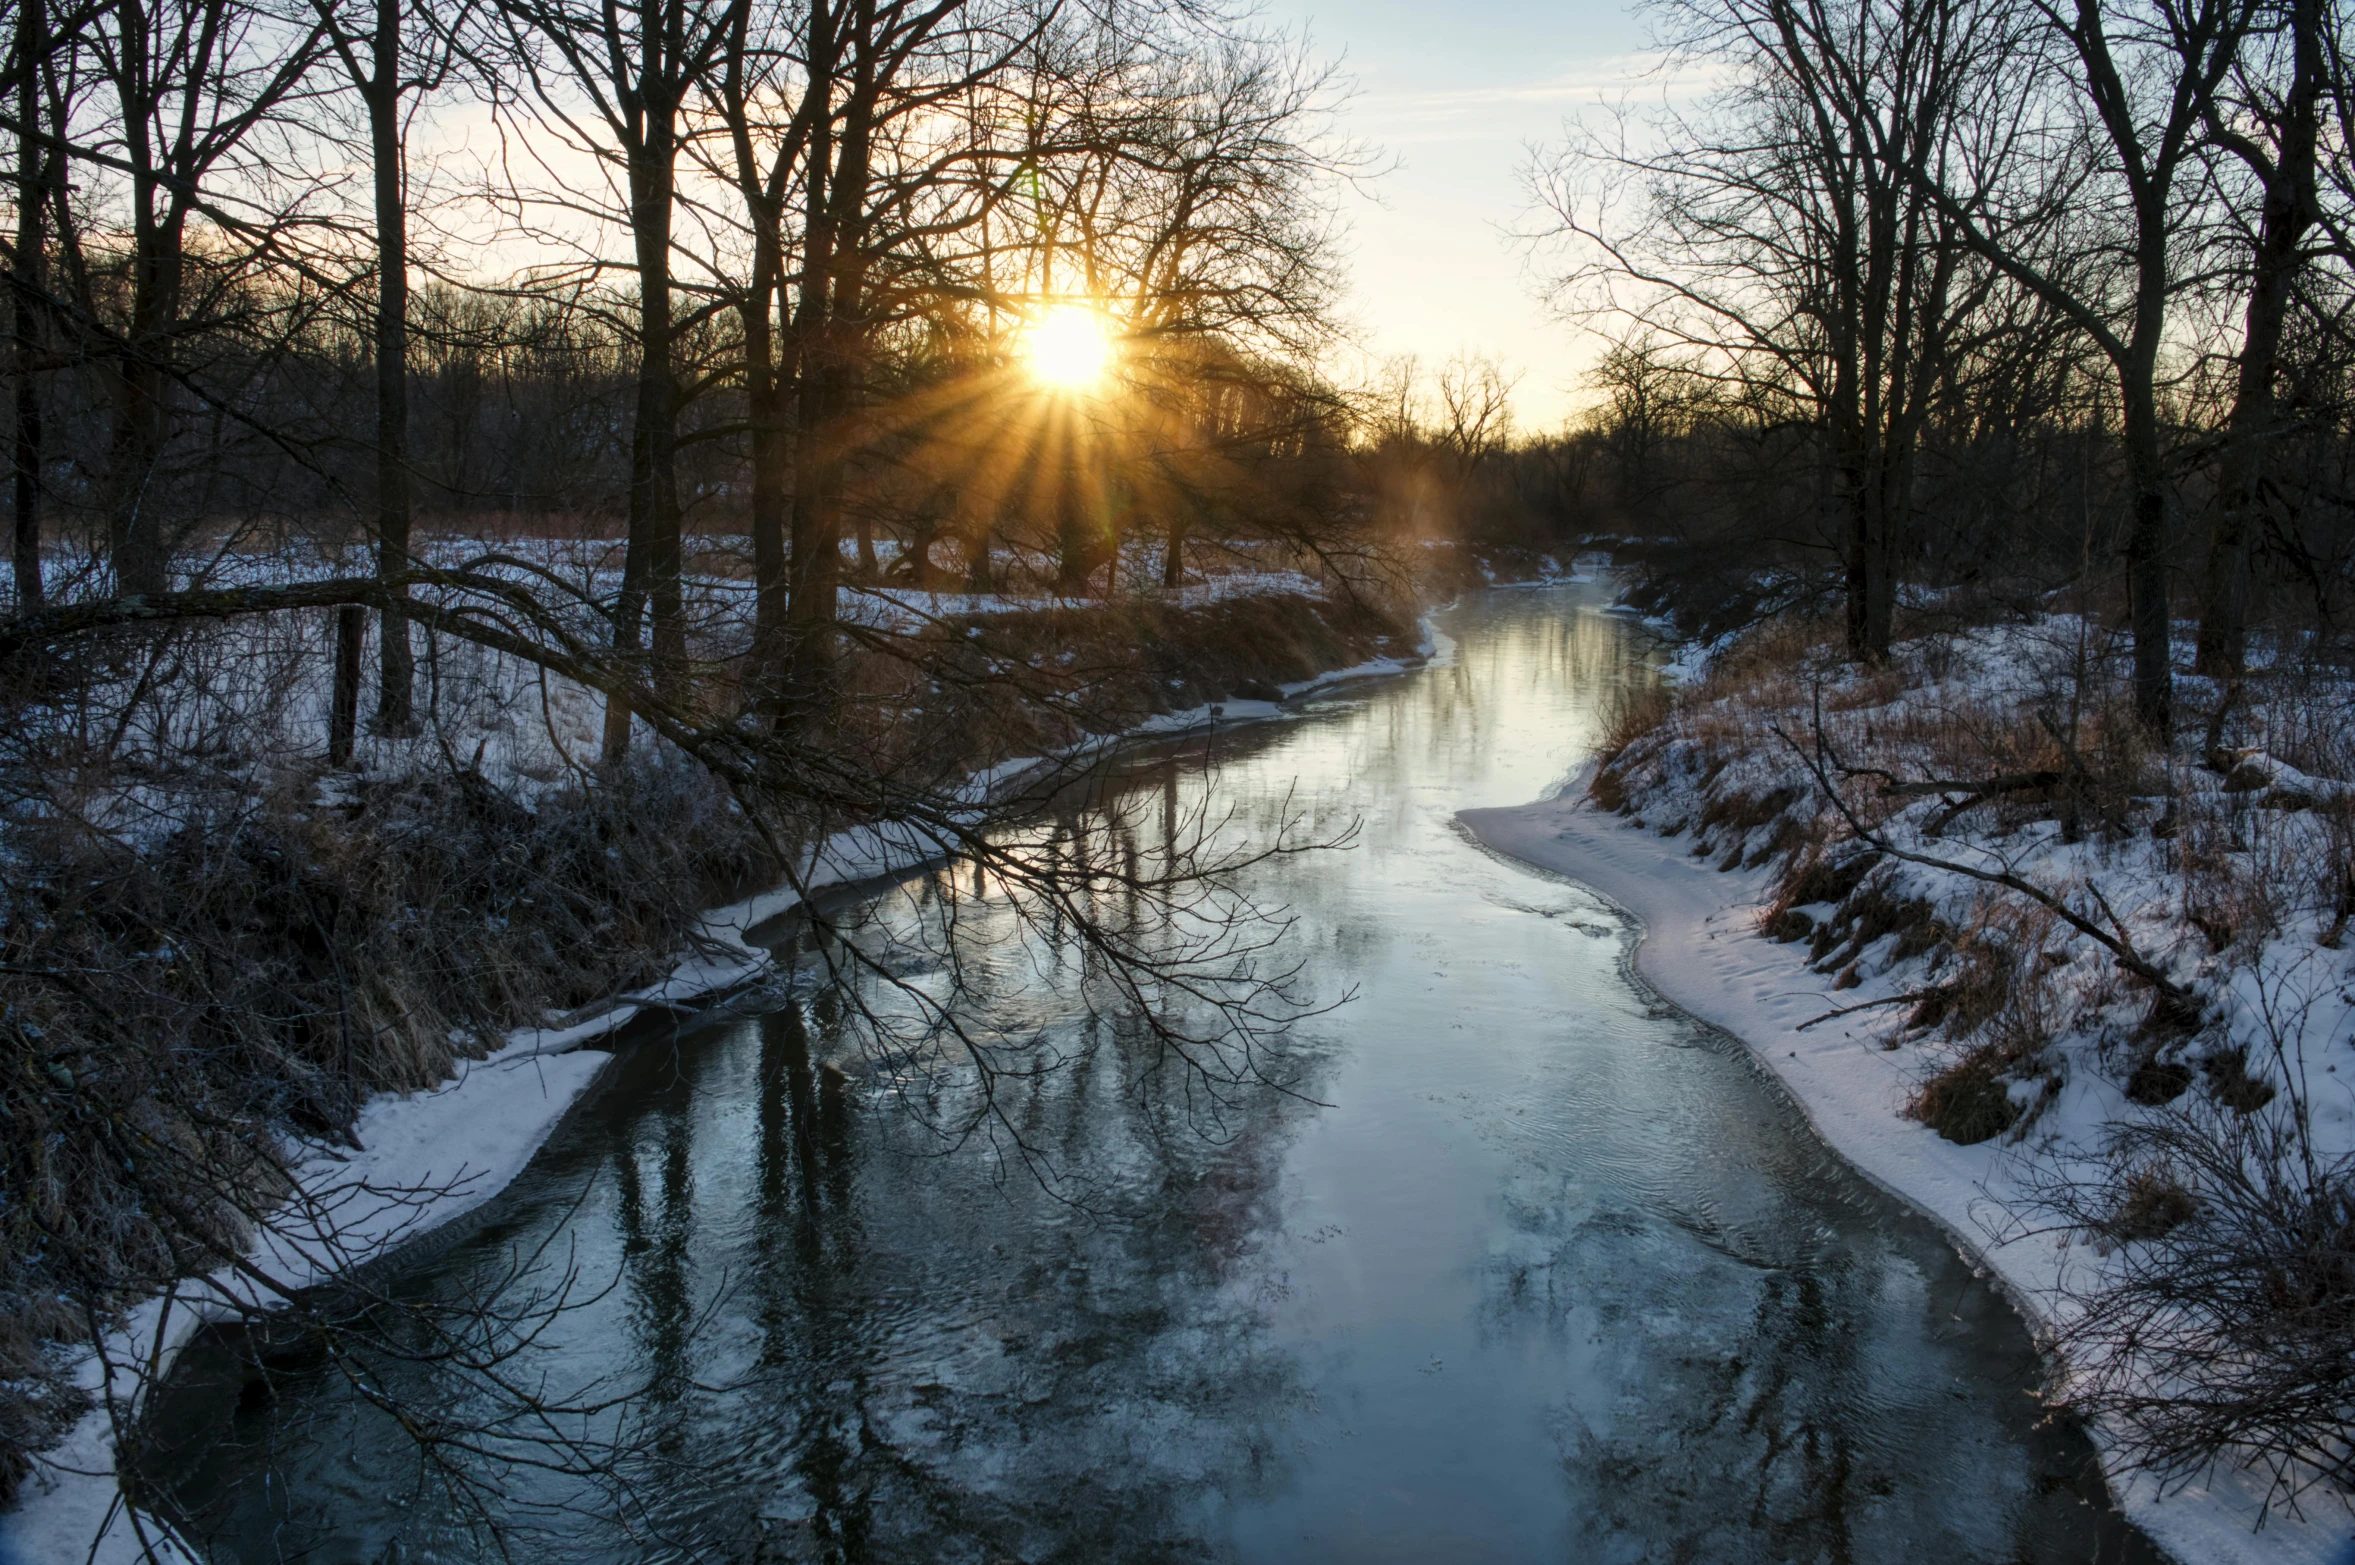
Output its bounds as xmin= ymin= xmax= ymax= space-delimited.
xmin=1597 ymin=679 xmax=1674 ymax=767
xmin=1744 ymin=815 xmax=1810 ymax=868
xmin=1823 ymin=665 xmax=1909 ymax=712
xmin=2107 ymin=1168 xmax=2199 ymax=1241
xmin=2126 ymin=1057 xmax=2195 ymax=1105
xmin=1901 ymin=910 xmax=2059 ymax=1142
xmin=1697 ymin=614 xmax=1835 ymax=697
xmin=1805 ymin=881 xmax=1944 ymax=974
xmin=1700 ymin=785 xmax=1800 ymax=835
xmin=2204 ymin=1048 xmax=2278 ymax=1114
xmin=1778 ymin=849 xmax=1882 ymax=913
xmin=1935 ymin=940 xmax=2016 ymax=1039
xmin=1909 ymin=1048 xmax=2022 ymax=1145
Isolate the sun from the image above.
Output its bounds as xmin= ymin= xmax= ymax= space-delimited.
xmin=1021 ymin=303 xmax=1117 ymax=391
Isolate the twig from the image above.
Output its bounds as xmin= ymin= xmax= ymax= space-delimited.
xmin=1796 ymin=990 xmax=1943 ymax=1031
xmin=1880 ymin=770 xmax=2060 ymax=798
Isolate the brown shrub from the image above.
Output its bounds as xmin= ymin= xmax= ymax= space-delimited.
xmin=2126 ymin=1058 xmax=2194 ymax=1105
xmin=1778 ymin=849 xmax=1882 ymax=911
xmin=2204 ymin=1049 xmax=2278 ymax=1115
xmin=1908 ymin=1049 xmax=2022 ymax=1145
xmin=1597 ymin=679 xmax=1674 ymax=767
xmin=2108 ymin=1169 xmax=2198 ymax=1241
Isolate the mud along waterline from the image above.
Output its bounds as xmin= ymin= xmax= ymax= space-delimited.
xmin=135 ymin=583 xmax=2159 ymax=1563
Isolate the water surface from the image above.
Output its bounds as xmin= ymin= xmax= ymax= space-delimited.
xmin=145 ymin=584 xmax=2157 ymax=1563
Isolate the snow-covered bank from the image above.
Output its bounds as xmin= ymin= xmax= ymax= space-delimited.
xmin=1459 ymin=784 xmax=2352 ymax=1565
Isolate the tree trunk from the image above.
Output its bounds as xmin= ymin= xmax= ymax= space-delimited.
xmin=964 ymin=520 xmax=992 ymax=594
xmin=2195 ymin=0 xmax=2320 ymax=678
xmin=2121 ymin=372 xmax=2173 ymax=738
xmin=745 ymin=265 xmax=790 ymax=691
xmin=784 ymin=9 xmax=871 ymax=715
xmin=108 ymin=47 xmax=185 ymax=602
xmin=607 ymin=67 xmax=683 ymax=763
xmin=11 ymin=0 xmax=44 ymax=610
xmin=1862 ymin=446 xmax=1907 ymax=657
xmin=635 ymin=104 xmax=685 ymax=698
xmin=787 ymin=352 xmax=848 ymax=699
xmin=330 ymin=604 xmax=365 ymax=766
xmin=785 ymin=227 xmax=840 ymax=707
xmin=111 ymin=227 xmax=180 ymax=595
xmin=366 ymin=0 xmax=414 ymax=729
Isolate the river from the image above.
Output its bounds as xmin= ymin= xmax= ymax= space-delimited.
xmin=139 ymin=582 xmax=2159 ymax=1563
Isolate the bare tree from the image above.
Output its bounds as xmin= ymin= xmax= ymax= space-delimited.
xmin=1905 ymin=0 xmax=2259 ymax=732
xmin=83 ymin=0 xmax=329 ymax=593
xmin=309 ymin=0 xmax=471 ymax=729
xmin=1538 ymin=0 xmax=2009 ymax=660
xmin=492 ymin=0 xmax=735 ymax=758
xmin=2193 ymin=0 xmax=2330 ymax=676
xmin=6 ymin=0 xmax=53 ymax=609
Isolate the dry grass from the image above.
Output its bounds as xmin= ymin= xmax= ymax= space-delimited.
xmin=1909 ymin=1049 xmax=2022 ymax=1144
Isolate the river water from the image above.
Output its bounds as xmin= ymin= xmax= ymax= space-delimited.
xmin=142 ymin=583 xmax=2158 ymax=1563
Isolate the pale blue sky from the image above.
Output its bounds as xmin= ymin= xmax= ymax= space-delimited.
xmin=1262 ymin=0 xmax=1657 ymax=430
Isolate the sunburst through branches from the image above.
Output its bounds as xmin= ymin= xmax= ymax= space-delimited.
xmin=1021 ymin=302 xmax=1118 ymax=392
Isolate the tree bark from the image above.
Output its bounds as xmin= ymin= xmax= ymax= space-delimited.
xmin=365 ymin=0 xmax=415 ymax=729
xmin=111 ymin=219 xmax=181 ymax=596
xmin=330 ymin=603 xmax=365 ymax=765
xmin=604 ymin=5 xmax=689 ymax=764
xmin=745 ymin=261 xmax=789 ymax=689
xmin=785 ymin=0 xmax=874 ymax=713
xmin=107 ymin=5 xmax=190 ymax=599
xmin=1161 ymin=504 xmax=1185 ymax=589
xmin=633 ymin=83 xmax=685 ymax=699
xmin=11 ymin=0 xmax=45 ymax=609
xmin=2121 ymin=367 xmax=2173 ymax=737
xmin=2194 ymin=0 xmax=2321 ymax=677
xmin=785 ymin=82 xmax=841 ymax=709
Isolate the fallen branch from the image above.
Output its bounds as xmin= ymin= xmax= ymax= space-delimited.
xmin=1880 ymin=770 xmax=2060 ymax=798
xmin=1796 ymin=990 xmax=1943 ymax=1031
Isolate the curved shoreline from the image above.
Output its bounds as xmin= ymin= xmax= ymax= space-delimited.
xmin=1458 ymin=782 xmax=2351 ymax=1565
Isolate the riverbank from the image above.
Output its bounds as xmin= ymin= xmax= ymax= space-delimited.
xmin=1461 ymin=604 xmax=2355 ymax=1565
xmin=0 ymin=583 xmax=1445 ymax=1565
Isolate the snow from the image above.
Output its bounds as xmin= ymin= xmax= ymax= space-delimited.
xmin=1459 ymin=777 xmax=2355 ymax=1565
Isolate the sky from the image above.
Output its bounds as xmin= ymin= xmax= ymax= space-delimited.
xmin=1258 ymin=0 xmax=1658 ymax=433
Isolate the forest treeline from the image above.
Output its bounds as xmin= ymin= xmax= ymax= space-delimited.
xmin=1537 ymin=0 xmax=2355 ymax=735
